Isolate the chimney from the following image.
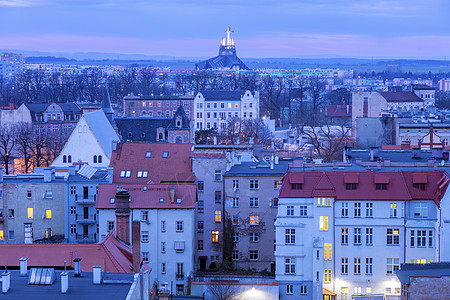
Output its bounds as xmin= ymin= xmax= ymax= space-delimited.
xmin=293 ymin=158 xmax=304 ymax=168
xmin=213 ymin=136 xmax=217 ymax=145
xmin=369 ymin=147 xmax=378 ymax=161
xmin=43 ymin=168 xmax=53 ymax=182
xmin=377 ymin=161 xmax=382 ymax=170
xmin=132 ymin=221 xmax=141 ymax=273
xmin=73 ymin=258 xmax=82 ymax=277
xmin=2 ymin=270 xmax=10 ymax=293
xmin=115 ymin=188 xmax=131 ymax=244
xmin=19 ymin=257 xmax=28 ymax=276
xmin=61 ymin=272 xmax=68 ymax=293
xmin=275 ymin=155 xmax=279 ymax=165
xmin=92 ymin=266 xmax=102 ymax=284
xmin=170 ymin=185 xmax=175 ymax=204
xmin=69 ymin=166 xmax=76 ymax=176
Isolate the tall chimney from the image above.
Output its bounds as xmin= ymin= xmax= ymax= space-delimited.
xmin=132 ymin=221 xmax=141 ymax=273
xmin=170 ymin=185 xmax=175 ymax=204
xmin=115 ymin=187 xmax=131 ymax=244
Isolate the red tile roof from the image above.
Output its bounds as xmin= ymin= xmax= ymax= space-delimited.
xmin=325 ymin=105 xmax=352 ymax=117
xmin=110 ymin=142 xmax=194 ymax=184
xmin=0 ymin=232 xmax=150 ymax=273
xmin=97 ymin=183 xmax=196 ymax=209
xmin=280 ymin=170 xmax=448 ymax=205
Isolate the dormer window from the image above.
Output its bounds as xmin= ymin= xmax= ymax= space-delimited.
xmin=145 ymin=151 xmax=152 ymax=158
xmin=346 ymin=183 xmax=357 ymax=190
xmin=162 ymin=151 xmax=169 ymax=158
xmin=291 ymin=183 xmax=302 ymax=190
xmin=413 ymin=183 xmax=426 ymax=191
xmin=376 ymin=183 xmax=387 ymax=190
xmin=176 ymin=198 xmax=182 ymax=204
xmin=109 ymin=198 xmax=115 ymax=204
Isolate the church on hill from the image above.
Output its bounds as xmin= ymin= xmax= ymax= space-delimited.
xmin=196 ymin=27 xmax=249 ymax=71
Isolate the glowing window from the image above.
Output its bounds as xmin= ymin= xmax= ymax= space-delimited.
xmin=320 ymin=216 xmax=328 ymax=231
xmin=45 ymin=210 xmax=52 ymax=219
xmin=27 ymin=208 xmax=33 ymax=219
xmin=324 ymin=243 xmax=332 ymax=260
xmin=250 ymin=215 xmax=259 ymax=225
xmin=215 ymin=211 xmax=222 ymax=223
xmin=212 ymin=231 xmax=219 ymax=243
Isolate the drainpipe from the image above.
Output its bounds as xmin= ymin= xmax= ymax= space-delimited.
xmin=333 ymin=198 xmax=336 ymax=294
xmin=403 ymin=200 xmax=406 ymax=264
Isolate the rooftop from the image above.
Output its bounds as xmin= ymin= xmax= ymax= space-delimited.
xmin=198 ymin=90 xmax=254 ymax=101
xmin=381 ymin=91 xmax=423 ymax=103
xmin=224 ymin=159 xmax=291 ymax=177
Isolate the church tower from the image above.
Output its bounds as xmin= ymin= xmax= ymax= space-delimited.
xmin=102 ymin=85 xmax=114 ymax=126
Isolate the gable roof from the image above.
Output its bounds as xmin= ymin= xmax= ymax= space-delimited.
xmin=166 ymin=106 xmax=190 ymax=130
xmin=198 ymin=90 xmax=249 ymax=101
xmin=110 ymin=142 xmax=194 ymax=184
xmin=115 ymin=117 xmax=171 ymax=142
xmin=381 ymin=92 xmax=423 ymax=103
xmin=84 ymin=110 xmax=120 ymax=158
xmin=196 ymin=54 xmax=249 ymax=70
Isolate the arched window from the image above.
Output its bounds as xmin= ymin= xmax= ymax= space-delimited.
xmin=63 ymin=155 xmax=67 ymax=163
xmin=93 ymin=155 xmax=97 ymax=163
xmin=175 ymin=136 xmax=183 ymax=143
xmin=159 ymin=133 xmax=163 ymax=140
xmin=68 ymin=155 xmax=72 ymax=163
xmin=98 ymin=155 xmax=102 ymax=163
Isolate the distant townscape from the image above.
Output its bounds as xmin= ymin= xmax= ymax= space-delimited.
xmin=1 ymin=28 xmax=450 ymax=300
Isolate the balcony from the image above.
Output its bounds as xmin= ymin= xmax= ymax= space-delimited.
xmin=75 ymin=233 xmax=97 ymax=243
xmin=175 ymin=273 xmax=185 ymax=281
xmin=75 ymin=194 xmax=96 ymax=205
xmin=75 ymin=214 xmax=97 ymax=224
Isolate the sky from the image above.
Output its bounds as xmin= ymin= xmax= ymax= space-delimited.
xmin=0 ymin=0 xmax=449 ymax=59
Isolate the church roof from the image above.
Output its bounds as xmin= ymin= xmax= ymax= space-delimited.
xmin=84 ymin=110 xmax=120 ymax=157
xmin=166 ymin=106 xmax=190 ymax=130
xmin=196 ymin=54 xmax=248 ymax=70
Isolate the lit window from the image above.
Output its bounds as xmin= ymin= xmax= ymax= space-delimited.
xmin=341 ymin=228 xmax=348 ymax=245
xmin=212 ymin=231 xmax=219 ymax=243
xmin=250 ymin=215 xmax=259 ymax=225
xmin=324 ymin=243 xmax=332 ymax=260
xmin=145 ymin=151 xmax=152 ymax=158
xmin=324 ymin=270 xmax=332 ymax=283
xmin=162 ymin=151 xmax=169 ymax=158
xmin=109 ymin=198 xmax=115 ymax=204
xmin=319 ymin=216 xmax=328 ymax=231
xmin=228 ymin=103 xmax=231 ymax=108
xmin=232 ymin=215 xmax=239 ymax=225
xmin=274 ymin=180 xmax=281 ymax=189
xmin=27 ymin=208 xmax=33 ymax=219
xmin=141 ymin=211 xmax=148 ymax=221
xmin=215 ymin=211 xmax=222 ymax=223
xmin=45 ymin=209 xmax=52 ymax=219
xmin=0 ymin=230 xmax=3 ymax=240
xmin=390 ymin=203 xmax=398 ymax=217
xmin=387 ymin=228 xmax=400 ymax=245
xmin=141 ymin=231 xmax=149 ymax=242
xmin=317 ymin=197 xmax=331 ymax=206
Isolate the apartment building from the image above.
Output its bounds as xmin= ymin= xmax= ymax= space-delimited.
xmin=193 ymin=90 xmax=259 ymax=131
xmin=275 ymin=160 xmax=450 ymax=300
xmin=123 ymin=93 xmax=194 ymax=119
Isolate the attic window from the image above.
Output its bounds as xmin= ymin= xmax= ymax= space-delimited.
xmin=128 ymin=132 xmax=132 ymax=138
xmin=120 ymin=170 xmax=132 ymax=178
xmin=145 ymin=151 xmax=152 ymax=158
xmin=137 ymin=171 xmax=148 ymax=178
xmin=376 ymin=183 xmax=387 ymax=190
xmin=413 ymin=183 xmax=426 ymax=191
xmin=159 ymin=198 xmax=164 ymax=203
xmin=346 ymin=183 xmax=357 ymax=190
xmin=162 ymin=151 xmax=169 ymax=158
xmin=143 ymin=186 xmax=148 ymax=191
xmin=109 ymin=198 xmax=115 ymax=204
xmin=291 ymin=183 xmax=302 ymax=190
xmin=141 ymin=133 xmax=146 ymax=138
xmin=176 ymin=198 xmax=182 ymax=204
xmin=45 ymin=191 xmax=53 ymax=198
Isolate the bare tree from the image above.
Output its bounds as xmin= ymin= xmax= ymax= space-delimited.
xmin=207 ymin=282 xmax=241 ymax=300
xmin=15 ymin=123 xmax=34 ymax=173
xmin=31 ymin=130 xmax=50 ymax=167
xmin=0 ymin=124 xmax=16 ymax=174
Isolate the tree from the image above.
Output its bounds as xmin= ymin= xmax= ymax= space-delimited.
xmin=207 ymin=282 xmax=241 ymax=300
xmin=222 ymin=214 xmax=235 ymax=263
xmin=31 ymin=130 xmax=50 ymax=167
xmin=15 ymin=123 xmax=34 ymax=173
xmin=323 ymin=87 xmax=351 ymax=106
xmin=0 ymin=124 xmax=16 ymax=174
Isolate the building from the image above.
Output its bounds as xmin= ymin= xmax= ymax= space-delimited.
xmin=97 ymin=184 xmax=196 ymax=296
xmin=275 ymin=160 xmax=450 ymax=300
xmin=438 ymin=79 xmax=450 ymax=92
xmin=196 ymin=27 xmax=249 ymax=71
xmin=122 ymin=93 xmax=194 ymax=119
xmin=65 ymin=164 xmax=113 ymax=243
xmin=223 ymin=157 xmax=290 ymax=272
xmin=0 ymin=168 xmax=65 ymax=243
xmin=193 ymin=90 xmax=259 ymax=131
xmin=0 ymin=53 xmax=24 ymax=79
xmin=51 ymin=109 xmax=120 ymax=168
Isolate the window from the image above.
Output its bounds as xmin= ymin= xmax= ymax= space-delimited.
xmin=291 ymin=183 xmax=302 ymax=189
xmin=413 ymin=183 xmax=426 ymax=190
xmin=120 ymin=170 xmax=132 ymax=178
xmin=141 ymin=211 xmax=148 ymax=221
xmin=109 ymin=198 xmax=115 ymax=204
xmin=232 ymin=180 xmax=239 ymax=190
xmin=27 ymin=208 xmax=33 ymax=219
xmin=390 ymin=203 xmax=398 ymax=217
xmin=286 ymin=285 xmax=293 ymax=295
xmin=366 ymin=203 xmax=373 ymax=217
xmin=161 ymin=242 xmax=166 ymax=253
xmin=376 ymin=183 xmax=387 ymax=190
xmin=162 ymin=151 xmax=169 ymax=158
xmin=366 ymin=228 xmax=373 ymax=245
xmin=232 ymin=197 xmax=239 ymax=207
xmin=285 ymin=229 xmax=295 ymax=244
xmin=324 ymin=243 xmax=332 ymax=260
xmin=414 ymin=202 xmax=428 ymax=218
xmin=341 ymin=288 xmax=348 ymax=300
xmin=319 ymin=216 xmax=328 ymax=231
xmin=108 ymin=221 xmax=114 ymax=231
xmin=410 ymin=230 xmax=415 ymax=247
xmin=318 ymin=198 xmax=331 ymax=206
xmin=285 ymin=257 xmax=295 ymax=274
xmin=68 ymin=155 xmax=72 ymax=163
xmin=300 ymin=285 xmax=307 ymax=295
xmin=8 ymin=209 xmax=14 ymax=218
xmin=232 ymin=250 xmax=239 ymax=260
xmin=341 ymin=228 xmax=348 ymax=245
xmin=354 ymin=202 xmax=361 ymax=217
xmin=233 ymin=232 xmax=239 ymax=242
xmin=93 ymin=155 xmax=97 ymax=163
xmin=354 ymin=258 xmax=361 ymax=274
xmin=70 ymin=186 xmax=76 ymax=195
xmin=70 ymin=224 xmax=76 ymax=234
xmin=366 ymin=287 xmax=372 ymax=294
xmin=300 ymin=205 xmax=307 ymax=216
xmin=197 ymin=200 xmax=204 ymax=213
xmin=197 ymin=181 xmax=204 ymax=192
xmin=274 ymin=180 xmax=281 ymax=189
xmin=249 ymin=232 xmax=260 ymax=242
xmin=341 ymin=258 xmax=348 ymax=274
xmin=27 ymin=190 xmax=32 ymax=198
xmin=341 ymin=202 xmax=348 ymax=217
xmin=197 ymin=220 xmax=204 ymax=233
xmin=429 ymin=230 xmax=433 ymax=247
xmin=141 ymin=231 xmax=149 ymax=242
xmin=249 ymin=250 xmax=259 ymax=260
xmin=366 ymin=258 xmax=373 ymax=274
xmin=45 ymin=209 xmax=52 ymax=219
xmin=387 ymin=258 xmax=400 ymax=274
xmin=63 ymin=155 xmax=67 ymax=163
xmin=287 ymin=205 xmax=294 ymax=216
xmin=176 ymin=221 xmax=184 ymax=232
xmin=161 ymin=220 xmax=166 ymax=232
xmin=249 ymin=180 xmax=259 ymax=189
xmin=324 ymin=270 xmax=332 ymax=283
xmin=214 ymin=191 xmax=221 ymax=203
xmin=387 ymin=228 xmax=400 ymax=245
xmin=417 ymin=230 xmax=426 ymax=247
xmin=250 ymin=215 xmax=259 ymax=225
xmin=137 ymin=171 xmax=149 ymax=178
xmin=142 ymin=252 xmax=149 ymax=263
xmin=249 ymin=197 xmax=259 ymax=207
xmin=273 ymin=198 xmax=279 ymax=207
xmin=212 ymin=231 xmax=219 ymax=243
xmin=145 ymin=151 xmax=152 ymax=158
xmin=354 ymin=228 xmax=362 ymax=245
xmin=214 ymin=170 xmax=222 ymax=181
xmin=346 ymin=183 xmax=357 ymax=190
xmin=232 ymin=215 xmax=239 ymax=225
xmin=354 ymin=287 xmax=362 ymax=295
xmin=215 ymin=211 xmax=222 ymax=223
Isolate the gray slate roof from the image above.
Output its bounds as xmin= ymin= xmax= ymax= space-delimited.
xmin=199 ymin=90 xmax=251 ymax=101
xmin=196 ymin=54 xmax=249 ymax=70
xmin=83 ymin=110 xmax=120 ymax=157
xmin=381 ymin=92 xmax=423 ymax=103
xmin=166 ymin=106 xmax=190 ymax=130
xmin=115 ymin=117 xmax=171 ymax=142
xmin=224 ymin=159 xmax=292 ymax=176
xmin=396 ymin=263 xmax=450 ymax=284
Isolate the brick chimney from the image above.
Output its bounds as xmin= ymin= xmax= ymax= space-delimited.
xmin=115 ymin=187 xmax=131 ymax=244
xmin=132 ymin=221 xmax=141 ymax=273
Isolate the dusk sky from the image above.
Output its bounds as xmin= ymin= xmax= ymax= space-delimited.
xmin=0 ymin=0 xmax=449 ymax=59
